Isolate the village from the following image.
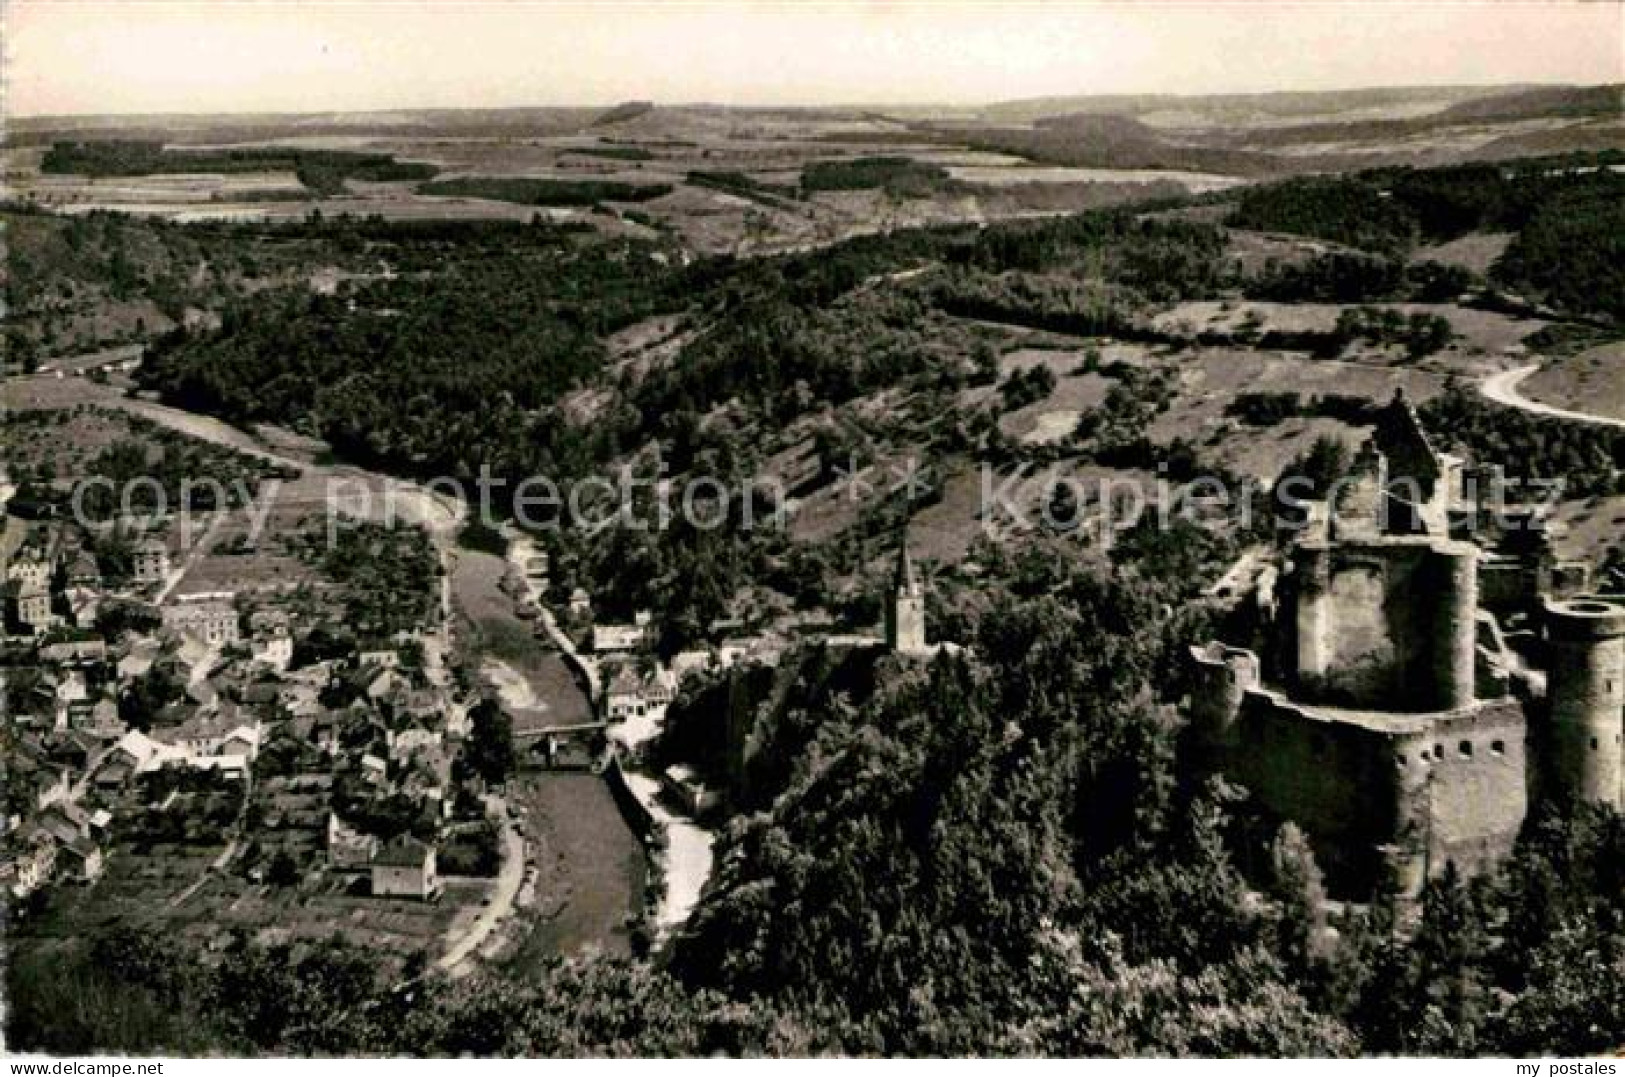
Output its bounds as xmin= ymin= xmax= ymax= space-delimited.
xmin=0 ymin=389 xmax=949 ymax=975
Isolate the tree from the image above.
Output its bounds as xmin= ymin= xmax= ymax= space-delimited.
xmin=1266 ymin=823 xmax=1330 ymax=978
xmin=464 ymin=698 xmax=517 ymax=787
xmin=266 ymin=850 xmax=301 ymax=888
xmin=118 ymin=663 xmax=184 ymax=732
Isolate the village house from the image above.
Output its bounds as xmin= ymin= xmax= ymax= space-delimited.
xmin=592 ymin=619 xmax=650 ymax=654
xmin=604 ymin=666 xmax=650 ymax=722
xmin=52 ymin=671 xmax=90 ymax=728
xmin=386 ymin=725 xmax=444 ymax=761
xmin=56 ymin=837 xmax=104 ymax=883
xmin=361 ymin=753 xmax=389 ymax=785
xmin=34 ymin=801 xmax=93 ymax=846
xmin=4 ymin=578 xmax=53 ymax=635
xmin=327 ymin=813 xmax=380 ymax=869
xmin=65 ymin=549 xmax=101 ymax=589
xmin=1 ymin=838 xmax=57 ymax=898
xmin=251 ymin=630 xmax=293 ymax=671
xmin=40 ymin=634 xmax=108 ymax=666
xmin=365 ymin=667 xmax=411 ymax=703
xmin=132 ymin=537 xmax=170 ymax=583
xmin=604 ymin=664 xmax=677 ymax=723
xmin=661 ymin=764 xmax=722 ymax=817
xmin=356 ymin=641 xmax=401 ymax=669
xmin=45 ymin=730 xmax=96 ymax=772
xmin=371 ymin=835 xmax=439 ymax=900
xmin=65 ymin=588 xmax=101 ymax=630
xmin=6 ymin=546 xmax=53 ymax=589
xmin=21 ymin=757 xmax=72 ymax=813
xmin=148 ymin=711 xmax=232 ymax=756
xmin=78 ymin=698 xmax=121 ymax=739
xmin=162 ymin=593 xmax=241 ymax=646
xmin=116 ymin=638 xmax=162 ymax=680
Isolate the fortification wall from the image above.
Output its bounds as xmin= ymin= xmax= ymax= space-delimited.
xmin=1395 ymin=699 xmax=1528 ymax=874
xmin=1227 ymin=691 xmax=1526 ymax=894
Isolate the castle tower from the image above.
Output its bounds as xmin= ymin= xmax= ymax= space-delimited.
xmin=1186 ymin=642 xmax=1261 ymax=766
xmin=1542 ymin=598 xmax=1625 ymax=808
xmin=885 ymin=540 xmax=927 ymax=655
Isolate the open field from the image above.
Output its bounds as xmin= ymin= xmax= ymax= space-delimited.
xmin=945 ymin=164 xmax=1243 ymax=191
xmin=1412 ymin=231 xmax=1516 ymax=275
xmin=1521 ymin=341 xmax=1625 ymax=422
xmin=10 ymin=86 xmax=1618 ymax=262
xmin=21 ymin=170 xmax=308 ymax=206
xmin=12 ymin=840 xmax=485 ymax=967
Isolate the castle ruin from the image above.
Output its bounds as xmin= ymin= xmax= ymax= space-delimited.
xmin=1191 ymin=391 xmax=1623 ymax=895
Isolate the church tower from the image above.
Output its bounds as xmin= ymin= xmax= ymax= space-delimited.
xmin=885 ymin=539 xmax=927 ymax=655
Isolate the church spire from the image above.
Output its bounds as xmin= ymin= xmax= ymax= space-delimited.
xmin=885 ymin=532 xmax=927 ymax=655
xmin=895 ymin=536 xmax=920 ymax=596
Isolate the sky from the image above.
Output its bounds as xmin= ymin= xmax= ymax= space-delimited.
xmin=6 ymin=1 xmax=1622 ymax=117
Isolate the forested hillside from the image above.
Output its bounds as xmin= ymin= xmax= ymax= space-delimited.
xmin=1226 ymin=153 xmax=1625 ymax=320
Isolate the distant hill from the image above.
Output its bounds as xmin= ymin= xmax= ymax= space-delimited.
xmin=944 ymin=112 xmax=1281 ymax=175
xmin=5 ymin=107 xmax=603 ymax=146
xmin=1436 ymin=83 xmax=1623 ymax=122
xmin=592 ymin=101 xmax=657 ymax=126
xmin=1191 ymin=83 xmax=1623 ymax=158
xmin=971 ymin=84 xmax=1520 ymax=126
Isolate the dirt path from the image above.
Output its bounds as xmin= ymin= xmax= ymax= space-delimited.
xmin=1480 ymin=364 xmax=1625 ymax=431
xmin=437 ymin=794 xmax=525 ymax=977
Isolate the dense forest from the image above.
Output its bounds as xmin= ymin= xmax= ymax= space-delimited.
xmin=800 ymin=156 xmax=956 ymax=197
xmin=418 ymin=176 xmax=675 ymax=206
xmin=1227 ymin=153 xmax=1625 ymax=321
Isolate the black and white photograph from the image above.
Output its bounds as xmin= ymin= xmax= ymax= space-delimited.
xmin=1 ymin=0 xmax=1623 ymax=1061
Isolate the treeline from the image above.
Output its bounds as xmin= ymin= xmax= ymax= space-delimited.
xmin=40 ymin=140 xmax=437 ymax=194
xmin=138 ymin=234 xmax=684 ymax=477
xmin=1227 ymin=391 xmax=1382 ymax=428
xmin=801 ymin=156 xmax=955 ymax=197
xmin=1229 ymin=154 xmax=1623 ymax=253
xmin=686 ymin=170 xmax=799 ymax=205
xmin=418 ymin=176 xmax=674 ymax=206
xmin=1495 ymin=179 xmax=1625 ymax=321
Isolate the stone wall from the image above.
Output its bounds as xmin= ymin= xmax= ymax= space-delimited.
xmin=1222 ymin=690 xmax=1526 ymax=894
xmin=1291 ymin=538 xmax=1476 ymax=712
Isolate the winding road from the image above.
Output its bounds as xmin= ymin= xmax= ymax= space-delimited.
xmin=1480 ymin=363 xmax=1625 ymax=431
xmin=437 ymin=794 xmax=526 ymax=977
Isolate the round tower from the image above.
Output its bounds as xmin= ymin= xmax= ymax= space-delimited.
xmin=1188 ymin=644 xmax=1260 ymax=747
xmin=1542 ymin=598 xmax=1625 ymax=808
xmin=1431 ymin=543 xmax=1479 ymax=712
